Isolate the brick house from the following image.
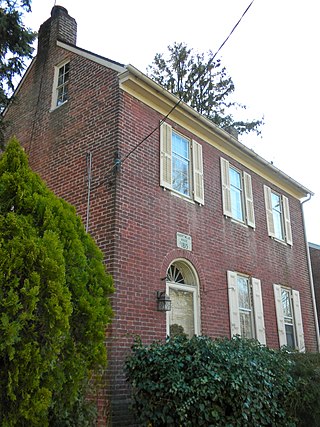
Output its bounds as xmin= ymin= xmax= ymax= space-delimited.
xmin=3 ymin=6 xmax=319 ymax=426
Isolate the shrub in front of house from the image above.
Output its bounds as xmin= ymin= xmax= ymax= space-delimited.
xmin=288 ymin=352 xmax=320 ymax=427
xmin=126 ymin=335 xmax=296 ymax=427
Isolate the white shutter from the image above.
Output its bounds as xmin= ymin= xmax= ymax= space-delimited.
xmin=192 ymin=140 xmax=204 ymax=205
xmin=221 ymin=158 xmax=232 ymax=217
xmin=252 ymin=278 xmax=266 ymax=345
xmin=292 ymin=290 xmax=305 ymax=352
xmin=264 ymin=185 xmax=276 ymax=238
xmin=273 ymin=284 xmax=287 ymax=348
xmin=282 ymin=195 xmax=293 ymax=245
xmin=227 ymin=271 xmax=241 ymax=337
xmin=160 ymin=122 xmax=172 ymax=189
xmin=243 ymin=172 xmax=255 ymax=228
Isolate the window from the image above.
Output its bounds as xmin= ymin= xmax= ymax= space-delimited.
xmin=172 ymin=132 xmax=191 ymax=196
xmin=160 ymin=122 xmax=204 ymax=204
xmin=220 ymin=158 xmax=255 ymax=227
xmin=166 ymin=261 xmax=200 ymax=338
xmin=227 ymin=271 xmax=266 ymax=344
xmin=51 ymin=61 xmax=70 ymax=109
xmin=273 ymin=284 xmax=305 ymax=351
xmin=264 ymin=186 xmax=292 ymax=244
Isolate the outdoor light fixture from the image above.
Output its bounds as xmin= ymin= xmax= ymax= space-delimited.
xmin=157 ymin=291 xmax=171 ymax=312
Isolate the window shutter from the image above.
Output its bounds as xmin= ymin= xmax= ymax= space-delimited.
xmin=273 ymin=284 xmax=287 ymax=347
xmin=264 ymin=185 xmax=276 ymax=238
xmin=243 ymin=172 xmax=255 ymax=228
xmin=282 ymin=195 xmax=293 ymax=245
xmin=292 ymin=290 xmax=305 ymax=352
xmin=192 ymin=140 xmax=204 ymax=205
xmin=221 ymin=158 xmax=232 ymax=217
xmin=227 ymin=271 xmax=241 ymax=337
xmin=252 ymin=278 xmax=266 ymax=345
xmin=160 ymin=122 xmax=172 ymax=189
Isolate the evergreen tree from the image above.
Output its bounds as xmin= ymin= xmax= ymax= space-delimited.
xmin=148 ymin=42 xmax=263 ymax=136
xmin=0 ymin=1 xmax=35 ymax=146
xmin=0 ymin=138 xmax=113 ymax=426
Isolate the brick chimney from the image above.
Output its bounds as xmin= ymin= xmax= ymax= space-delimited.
xmin=37 ymin=6 xmax=77 ymax=56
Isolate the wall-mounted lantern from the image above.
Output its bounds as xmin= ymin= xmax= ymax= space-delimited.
xmin=157 ymin=291 xmax=172 ymax=312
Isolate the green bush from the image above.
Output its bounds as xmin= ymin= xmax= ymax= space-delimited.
xmin=288 ymin=352 xmax=320 ymax=427
xmin=0 ymin=138 xmax=113 ymax=426
xmin=126 ymin=335 xmax=296 ymax=427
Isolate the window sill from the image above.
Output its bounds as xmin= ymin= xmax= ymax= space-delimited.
xmin=224 ymin=215 xmax=253 ymax=229
xmin=50 ymin=100 xmax=68 ymax=112
xmin=171 ymin=191 xmax=195 ymax=204
xmin=162 ymin=187 xmax=196 ymax=204
xmin=270 ymin=236 xmax=291 ymax=246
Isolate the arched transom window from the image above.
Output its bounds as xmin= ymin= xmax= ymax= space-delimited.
xmin=166 ymin=260 xmax=200 ymax=338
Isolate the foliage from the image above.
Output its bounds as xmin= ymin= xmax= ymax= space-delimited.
xmin=0 ymin=138 xmax=113 ymax=426
xmin=148 ymin=42 xmax=263 ymax=136
xmin=288 ymin=352 xmax=320 ymax=427
xmin=0 ymin=0 xmax=35 ymax=146
xmin=126 ymin=335 xmax=296 ymax=427
xmin=48 ymin=379 xmax=98 ymax=427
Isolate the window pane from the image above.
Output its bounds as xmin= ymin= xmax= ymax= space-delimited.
xmin=172 ymin=132 xmax=190 ymax=196
xmin=282 ymin=289 xmax=295 ymax=348
xmin=285 ymin=324 xmax=295 ymax=349
xmin=169 ymin=288 xmax=195 ymax=338
xmin=230 ymin=167 xmax=241 ymax=189
xmin=172 ymin=132 xmax=189 ymax=159
xmin=281 ymin=289 xmax=292 ymax=319
xmin=240 ymin=311 xmax=253 ymax=339
xmin=230 ymin=188 xmax=243 ymax=221
xmin=56 ymin=63 xmax=70 ymax=106
xmin=238 ymin=277 xmax=250 ymax=309
xmin=271 ymin=193 xmax=284 ymax=240
xmin=172 ymin=157 xmax=189 ymax=195
xmin=230 ymin=168 xmax=244 ymax=221
xmin=238 ymin=276 xmax=254 ymax=339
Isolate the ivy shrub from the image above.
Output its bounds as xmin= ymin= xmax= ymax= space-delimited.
xmin=126 ymin=335 xmax=296 ymax=427
xmin=288 ymin=352 xmax=320 ymax=427
xmin=0 ymin=138 xmax=113 ymax=426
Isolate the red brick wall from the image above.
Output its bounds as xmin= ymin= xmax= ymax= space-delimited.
xmin=105 ymin=90 xmax=318 ymax=424
xmin=112 ymin=90 xmax=317 ymax=348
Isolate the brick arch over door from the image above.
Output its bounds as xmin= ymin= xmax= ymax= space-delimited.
xmin=160 ymin=249 xmax=206 ymax=292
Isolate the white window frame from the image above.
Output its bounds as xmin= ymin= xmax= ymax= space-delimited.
xmin=264 ymin=185 xmax=293 ymax=245
xmin=165 ymin=260 xmax=201 ymax=338
xmin=51 ymin=60 xmax=70 ymax=110
xmin=220 ymin=157 xmax=255 ymax=228
xmin=273 ymin=284 xmax=305 ymax=352
xmin=160 ymin=122 xmax=204 ymax=205
xmin=227 ymin=271 xmax=266 ymax=344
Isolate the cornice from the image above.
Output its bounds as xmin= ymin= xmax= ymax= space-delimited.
xmin=119 ymin=65 xmax=313 ymax=200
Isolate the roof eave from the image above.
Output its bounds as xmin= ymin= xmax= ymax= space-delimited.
xmin=119 ymin=64 xmax=313 ymax=200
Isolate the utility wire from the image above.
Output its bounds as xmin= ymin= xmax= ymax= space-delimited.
xmin=120 ymin=100 xmax=182 ymax=164
xmin=96 ymin=0 xmax=255 ymax=188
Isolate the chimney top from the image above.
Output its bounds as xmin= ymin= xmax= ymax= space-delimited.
xmin=37 ymin=5 xmax=77 ymax=55
xmin=51 ymin=5 xmax=69 ymax=18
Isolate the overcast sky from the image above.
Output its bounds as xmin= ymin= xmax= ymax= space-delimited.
xmin=23 ymin=0 xmax=320 ymax=244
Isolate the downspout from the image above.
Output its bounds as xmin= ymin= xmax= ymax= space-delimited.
xmin=301 ymin=194 xmax=320 ymax=352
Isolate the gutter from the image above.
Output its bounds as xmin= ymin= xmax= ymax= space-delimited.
xmin=301 ymin=194 xmax=320 ymax=352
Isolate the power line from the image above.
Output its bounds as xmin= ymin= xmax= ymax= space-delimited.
xmin=119 ymin=0 xmax=255 ymax=167
xmin=95 ymin=0 xmax=255 ymax=188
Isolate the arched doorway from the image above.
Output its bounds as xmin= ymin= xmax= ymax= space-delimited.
xmin=166 ymin=259 xmax=200 ymax=337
